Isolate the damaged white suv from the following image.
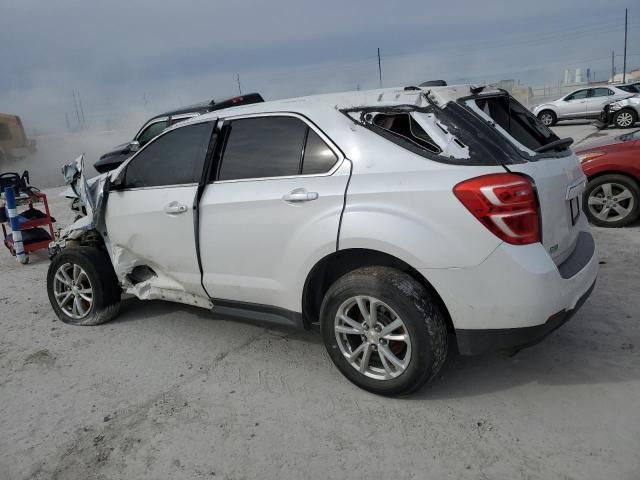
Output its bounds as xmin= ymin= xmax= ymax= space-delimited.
xmin=47 ymin=85 xmax=598 ymax=396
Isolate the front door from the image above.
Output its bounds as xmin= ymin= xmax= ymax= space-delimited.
xmin=199 ymin=114 xmax=351 ymax=313
xmin=105 ymin=120 xmax=215 ymax=295
xmin=562 ymin=89 xmax=589 ymax=118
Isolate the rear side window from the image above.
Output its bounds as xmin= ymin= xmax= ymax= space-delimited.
xmin=618 ymin=85 xmax=639 ymax=93
xmin=124 ymin=122 xmax=214 ymax=188
xmin=592 ymin=88 xmax=612 ymax=97
xmin=217 ymin=116 xmax=337 ymax=181
xmin=475 ymin=96 xmax=557 ymax=152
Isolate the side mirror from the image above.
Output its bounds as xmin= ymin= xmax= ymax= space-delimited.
xmin=129 ymin=140 xmax=141 ymax=153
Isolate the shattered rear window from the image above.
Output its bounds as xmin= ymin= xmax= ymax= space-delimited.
xmin=345 ymin=108 xmax=470 ymax=161
xmin=473 ymin=96 xmax=559 ymax=152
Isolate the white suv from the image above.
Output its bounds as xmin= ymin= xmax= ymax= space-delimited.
xmin=47 ymin=85 xmax=598 ymax=396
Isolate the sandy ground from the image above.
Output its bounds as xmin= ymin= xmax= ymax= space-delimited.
xmin=1 ymin=122 xmax=639 ymax=479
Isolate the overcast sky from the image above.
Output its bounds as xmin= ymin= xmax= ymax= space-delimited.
xmin=1 ymin=0 xmax=637 ymax=131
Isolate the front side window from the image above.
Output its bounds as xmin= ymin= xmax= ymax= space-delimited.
xmin=217 ymin=116 xmax=307 ymax=181
xmin=566 ymin=90 xmax=588 ymax=101
xmin=136 ymin=120 xmax=168 ymax=145
xmin=124 ymin=122 xmax=214 ymax=188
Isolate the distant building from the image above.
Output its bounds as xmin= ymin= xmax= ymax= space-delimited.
xmin=609 ymin=69 xmax=640 ymax=83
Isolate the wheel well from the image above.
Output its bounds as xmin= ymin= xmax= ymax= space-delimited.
xmin=302 ymin=248 xmax=454 ymax=333
xmin=614 ymin=108 xmax=638 ymax=120
xmin=586 ymin=171 xmax=640 ymax=189
xmin=537 ymin=108 xmax=556 ymax=117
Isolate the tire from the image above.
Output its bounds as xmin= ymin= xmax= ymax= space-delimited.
xmin=47 ymin=247 xmax=121 ymax=326
xmin=613 ymin=109 xmax=637 ymax=129
xmin=537 ymin=110 xmax=557 ymax=127
xmin=583 ymin=174 xmax=640 ymax=227
xmin=320 ymin=266 xmax=448 ymax=396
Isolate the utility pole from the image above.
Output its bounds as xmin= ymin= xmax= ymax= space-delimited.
xmin=236 ymin=73 xmax=242 ymax=95
xmin=72 ymin=90 xmax=80 ymax=126
xmin=623 ymin=8 xmax=628 ymax=83
xmin=377 ymin=48 xmax=382 ymax=88
xmin=77 ymin=90 xmax=85 ymax=124
xmin=611 ymin=50 xmax=615 ymax=81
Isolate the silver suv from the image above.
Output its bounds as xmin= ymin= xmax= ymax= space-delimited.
xmin=533 ymin=86 xmax=632 ymax=126
xmin=46 ymin=85 xmax=597 ymax=396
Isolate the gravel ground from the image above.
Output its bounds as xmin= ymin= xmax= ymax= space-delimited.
xmin=1 ymin=122 xmax=639 ymax=479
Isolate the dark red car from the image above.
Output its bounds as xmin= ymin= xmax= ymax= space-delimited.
xmin=575 ymin=129 xmax=640 ymax=227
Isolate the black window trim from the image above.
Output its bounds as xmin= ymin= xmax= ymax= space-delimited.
xmin=117 ymin=118 xmax=218 ymax=192
xmin=210 ymin=112 xmax=344 ymax=184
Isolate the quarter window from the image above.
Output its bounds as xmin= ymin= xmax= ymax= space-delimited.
xmin=302 ymin=130 xmax=338 ymax=174
xmin=124 ymin=122 xmax=214 ymax=188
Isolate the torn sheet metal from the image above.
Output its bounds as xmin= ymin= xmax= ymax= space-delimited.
xmin=57 ymin=154 xmax=110 ymax=241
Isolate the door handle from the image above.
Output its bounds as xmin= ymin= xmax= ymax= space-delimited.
xmin=164 ymin=201 xmax=189 ymax=214
xmin=282 ymin=189 xmax=319 ymax=203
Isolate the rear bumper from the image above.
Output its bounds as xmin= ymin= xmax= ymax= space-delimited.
xmin=420 ymin=222 xmax=598 ymax=355
xmin=455 ymin=279 xmax=595 ymax=355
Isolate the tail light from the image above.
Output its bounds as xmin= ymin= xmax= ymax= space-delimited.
xmin=453 ymin=173 xmax=540 ymax=245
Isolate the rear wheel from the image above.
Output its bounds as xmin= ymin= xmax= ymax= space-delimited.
xmin=47 ymin=247 xmax=121 ymax=325
xmin=613 ymin=109 xmax=637 ymax=129
xmin=537 ymin=110 xmax=557 ymax=127
xmin=584 ymin=174 xmax=640 ymax=227
xmin=320 ymin=266 xmax=447 ymax=396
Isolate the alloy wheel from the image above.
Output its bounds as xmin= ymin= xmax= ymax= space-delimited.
xmin=53 ymin=262 xmax=94 ymax=319
xmin=334 ymin=295 xmax=411 ymax=380
xmin=587 ymin=182 xmax=635 ymax=223
xmin=615 ymin=111 xmax=634 ymax=128
xmin=540 ymin=113 xmax=554 ymax=126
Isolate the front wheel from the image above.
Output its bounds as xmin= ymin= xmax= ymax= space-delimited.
xmin=320 ymin=266 xmax=448 ymax=396
xmin=613 ymin=109 xmax=637 ymax=129
xmin=47 ymin=247 xmax=121 ymax=325
xmin=584 ymin=174 xmax=640 ymax=227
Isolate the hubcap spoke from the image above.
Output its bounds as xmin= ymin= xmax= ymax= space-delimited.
xmin=355 ymin=297 xmax=370 ymax=325
xmin=340 ymin=314 xmax=363 ymax=332
xmin=596 ymin=206 xmax=611 ymax=219
xmin=588 ymin=196 xmax=605 ymax=205
xmin=379 ymin=318 xmax=403 ymax=337
xmin=612 ymin=204 xmax=630 ymax=216
xmin=601 ymin=183 xmax=613 ymax=198
xmin=360 ymin=344 xmax=373 ymax=373
xmin=335 ymin=325 xmax=362 ymax=335
xmin=616 ymin=189 xmax=633 ymax=201
xmin=379 ymin=345 xmax=405 ymax=371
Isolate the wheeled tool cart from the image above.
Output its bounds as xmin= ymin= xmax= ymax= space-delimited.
xmin=1 ymin=172 xmax=55 ymax=264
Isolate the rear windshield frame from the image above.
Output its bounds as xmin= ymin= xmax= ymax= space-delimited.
xmin=457 ymin=92 xmax=573 ymax=161
xmin=340 ymin=95 xmax=560 ymax=166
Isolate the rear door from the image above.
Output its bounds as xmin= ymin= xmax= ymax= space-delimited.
xmin=585 ymin=88 xmax=615 ymax=116
xmin=470 ymin=96 xmax=586 ymax=264
xmin=106 ymin=120 xmax=215 ymax=294
xmin=198 ymin=113 xmax=350 ymax=311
